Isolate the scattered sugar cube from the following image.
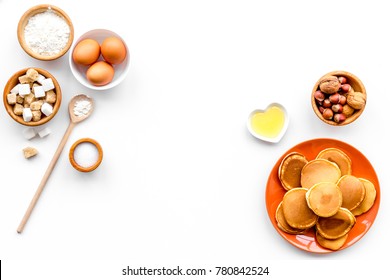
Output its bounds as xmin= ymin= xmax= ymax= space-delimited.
xmin=37 ymin=127 xmax=51 ymax=138
xmin=41 ymin=102 xmax=53 ymax=116
xmin=33 ymin=85 xmax=45 ymax=98
xmin=41 ymin=78 xmax=55 ymax=91
xmin=10 ymin=84 xmax=20 ymax=93
xmin=36 ymin=74 xmax=45 ymax=84
xmin=18 ymin=84 xmax=30 ymax=96
xmin=23 ymin=146 xmax=38 ymax=159
xmin=7 ymin=92 xmax=17 ymax=105
xmin=22 ymin=127 xmax=37 ymax=140
xmin=23 ymin=108 xmax=33 ymax=122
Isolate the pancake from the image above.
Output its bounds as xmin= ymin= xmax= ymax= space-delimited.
xmin=316 ymin=148 xmax=352 ymax=176
xmin=301 ymin=159 xmax=341 ymax=189
xmin=351 ymin=178 xmax=377 ymax=216
xmin=275 ymin=201 xmax=306 ymax=234
xmin=282 ymin=188 xmax=318 ymax=229
xmin=337 ymin=175 xmax=366 ymax=211
xmin=316 ymin=207 xmax=356 ymax=239
xmin=306 ymin=182 xmax=342 ymax=217
xmin=278 ymin=152 xmax=308 ymax=191
xmin=316 ymin=231 xmax=348 ymax=250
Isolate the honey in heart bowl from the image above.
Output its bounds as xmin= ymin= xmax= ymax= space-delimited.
xmin=247 ymin=103 xmax=289 ymax=143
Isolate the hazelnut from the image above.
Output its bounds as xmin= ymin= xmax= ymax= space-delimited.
xmin=332 ymin=104 xmax=343 ymax=113
xmin=334 ymin=113 xmax=346 ymax=123
xmin=338 ymin=76 xmax=347 ymax=84
xmin=314 ymin=90 xmax=325 ymax=102
xmin=339 ymin=95 xmax=347 ymax=105
xmin=319 ymin=75 xmax=340 ymax=94
xmin=323 ymin=99 xmax=332 ymax=108
xmin=347 ymin=91 xmax=366 ymax=109
xmin=329 ymin=93 xmax=341 ymax=104
xmin=342 ymin=104 xmax=355 ymax=118
xmin=341 ymin=84 xmax=351 ymax=93
xmin=322 ymin=108 xmax=334 ymax=120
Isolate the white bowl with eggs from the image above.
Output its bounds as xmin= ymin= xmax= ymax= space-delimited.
xmin=69 ymin=29 xmax=130 ymax=90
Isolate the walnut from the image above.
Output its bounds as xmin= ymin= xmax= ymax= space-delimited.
xmin=319 ymin=75 xmax=340 ymax=94
xmin=342 ymin=104 xmax=355 ymax=117
xmin=347 ymin=91 xmax=366 ymax=110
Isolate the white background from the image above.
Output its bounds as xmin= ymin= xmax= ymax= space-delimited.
xmin=1 ymin=0 xmax=389 ymax=279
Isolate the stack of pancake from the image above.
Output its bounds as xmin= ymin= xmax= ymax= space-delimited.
xmin=276 ymin=148 xmax=376 ymax=250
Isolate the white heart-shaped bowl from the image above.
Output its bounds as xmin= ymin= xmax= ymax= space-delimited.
xmin=247 ymin=103 xmax=289 ymax=143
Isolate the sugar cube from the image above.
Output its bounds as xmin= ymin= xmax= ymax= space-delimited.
xmin=30 ymin=100 xmax=43 ymax=111
xmin=41 ymin=102 xmax=53 ymax=116
xmin=18 ymin=75 xmax=31 ymax=84
xmin=23 ymin=108 xmax=33 ymax=122
xmin=22 ymin=127 xmax=37 ymax=140
xmin=7 ymin=92 xmax=17 ymax=105
xmin=18 ymin=84 xmax=30 ymax=96
xmin=45 ymin=90 xmax=56 ymax=103
xmin=23 ymin=146 xmax=38 ymax=159
xmin=26 ymin=68 xmax=39 ymax=81
xmin=41 ymin=78 xmax=55 ymax=91
xmin=14 ymin=104 xmax=24 ymax=115
xmin=33 ymin=85 xmax=45 ymax=98
xmin=38 ymin=127 xmax=51 ymax=138
xmin=10 ymin=84 xmax=20 ymax=93
xmin=32 ymin=110 xmax=42 ymax=122
xmin=36 ymin=74 xmax=46 ymax=84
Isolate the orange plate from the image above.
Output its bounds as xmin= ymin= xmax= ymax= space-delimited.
xmin=265 ymin=138 xmax=380 ymax=253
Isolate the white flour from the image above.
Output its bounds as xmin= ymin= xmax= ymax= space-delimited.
xmin=24 ymin=8 xmax=70 ymax=56
xmin=73 ymin=100 xmax=92 ymax=116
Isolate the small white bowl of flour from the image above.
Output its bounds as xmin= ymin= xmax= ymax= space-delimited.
xmin=17 ymin=4 xmax=74 ymax=61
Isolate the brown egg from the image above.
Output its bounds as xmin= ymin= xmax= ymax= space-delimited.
xmin=101 ymin=37 xmax=127 ymax=64
xmin=72 ymin=39 xmax=100 ymax=65
xmin=86 ymin=61 xmax=115 ymax=86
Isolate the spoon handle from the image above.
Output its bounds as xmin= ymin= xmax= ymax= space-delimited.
xmin=17 ymin=121 xmax=76 ymax=233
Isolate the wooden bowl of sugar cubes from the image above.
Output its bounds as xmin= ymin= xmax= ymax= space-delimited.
xmin=3 ymin=68 xmax=62 ymax=126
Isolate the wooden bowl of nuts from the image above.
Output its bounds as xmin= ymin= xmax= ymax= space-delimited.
xmin=3 ymin=68 xmax=62 ymax=126
xmin=17 ymin=4 xmax=74 ymax=61
xmin=311 ymin=71 xmax=367 ymax=126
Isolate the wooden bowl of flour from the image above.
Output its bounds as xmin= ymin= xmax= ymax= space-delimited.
xmin=17 ymin=4 xmax=74 ymax=60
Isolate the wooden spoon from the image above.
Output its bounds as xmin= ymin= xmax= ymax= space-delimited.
xmin=17 ymin=94 xmax=94 ymax=233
